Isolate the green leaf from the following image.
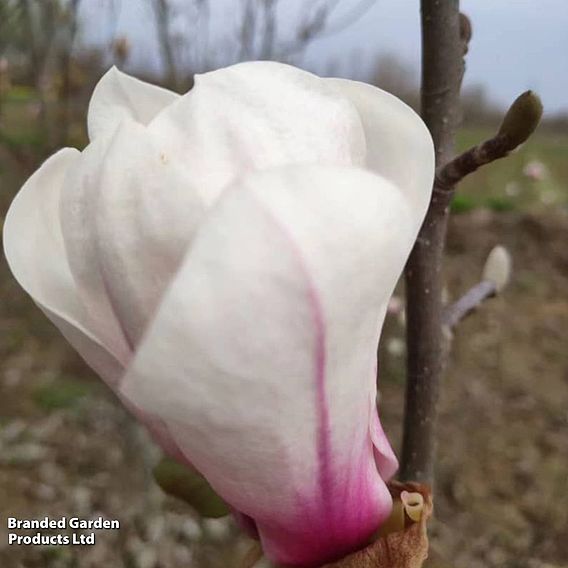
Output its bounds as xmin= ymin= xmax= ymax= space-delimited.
xmin=153 ymin=458 xmax=230 ymax=518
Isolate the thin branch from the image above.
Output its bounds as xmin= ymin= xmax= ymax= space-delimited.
xmin=194 ymin=0 xmax=211 ymax=71
xmin=277 ymin=2 xmax=331 ymax=58
xmin=238 ymin=0 xmax=256 ymax=60
xmin=58 ymin=0 xmax=81 ymax=146
xmin=277 ymin=0 xmax=375 ymax=59
xmin=106 ymin=0 xmax=122 ymax=57
xmin=259 ymin=0 xmax=277 ymax=60
xmin=436 ymin=134 xmax=513 ymax=191
xmin=151 ymin=0 xmax=179 ymax=90
xmin=442 ymin=281 xmax=496 ymax=330
xmin=20 ymin=0 xmax=41 ymax=78
xmin=444 ymin=245 xmax=511 ymax=330
xmin=314 ymin=0 xmax=377 ymax=38
xmin=436 ymin=91 xmax=543 ymax=191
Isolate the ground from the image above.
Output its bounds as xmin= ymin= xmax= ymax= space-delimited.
xmin=381 ymin=210 xmax=568 ymax=568
xmin=0 ymin=126 xmax=567 ymax=567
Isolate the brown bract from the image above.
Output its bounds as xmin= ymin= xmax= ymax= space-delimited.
xmin=323 ymin=482 xmax=433 ymax=568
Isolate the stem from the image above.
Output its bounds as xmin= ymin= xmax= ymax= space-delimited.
xmin=442 ymin=280 xmax=496 ymax=330
xmin=436 ymin=90 xmax=543 ymax=191
xmin=400 ymin=0 xmax=463 ymax=483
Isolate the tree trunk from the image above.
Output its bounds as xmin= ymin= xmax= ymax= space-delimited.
xmin=400 ymin=0 xmax=463 ymax=484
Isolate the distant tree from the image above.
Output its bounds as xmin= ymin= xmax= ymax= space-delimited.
xmin=0 ymin=1 xmax=25 ymax=59
xmin=147 ymin=0 xmax=377 ymax=90
xmin=371 ymin=52 xmax=419 ymax=109
xmin=460 ymin=84 xmax=502 ymax=125
xmin=0 ymin=0 xmax=92 ymax=163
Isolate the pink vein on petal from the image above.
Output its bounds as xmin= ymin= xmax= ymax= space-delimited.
xmin=305 ymin=265 xmax=333 ymax=520
xmin=250 ymin=192 xmax=334 ymax=524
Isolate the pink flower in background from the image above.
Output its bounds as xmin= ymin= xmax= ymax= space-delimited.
xmin=523 ymin=160 xmax=548 ymax=181
xmin=3 ymin=62 xmax=434 ymax=566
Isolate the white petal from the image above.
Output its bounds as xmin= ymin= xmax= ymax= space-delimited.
xmin=121 ymin=164 xmax=416 ymax=565
xmin=59 ymin=137 xmax=133 ymax=361
xmin=370 ymin=399 xmax=399 ymax=481
xmin=148 ymin=61 xmax=366 ymax=206
xmin=3 ymin=149 xmax=124 ymax=384
xmin=92 ymin=120 xmax=204 ymax=346
xmin=49 ymin=311 xmax=125 ymax=385
xmin=2 ymin=146 xmax=200 ymax=460
xmin=88 ymin=67 xmax=179 ymax=141
xmin=326 ymin=78 xmax=435 ymax=225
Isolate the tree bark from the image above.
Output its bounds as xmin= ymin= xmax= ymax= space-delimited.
xmin=400 ymin=0 xmax=463 ymax=483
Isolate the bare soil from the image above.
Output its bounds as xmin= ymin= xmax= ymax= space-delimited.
xmin=0 ymin=210 xmax=567 ymax=568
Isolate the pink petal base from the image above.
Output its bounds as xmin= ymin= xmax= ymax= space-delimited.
xmin=255 ymin=457 xmax=393 ymax=567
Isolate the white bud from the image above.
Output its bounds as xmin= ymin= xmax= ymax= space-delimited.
xmin=482 ymin=245 xmax=512 ymax=293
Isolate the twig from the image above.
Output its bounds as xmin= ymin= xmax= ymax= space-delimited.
xmin=443 ymin=244 xmax=512 ymax=330
xmin=435 ymin=134 xmax=512 ymax=191
xmin=152 ymin=0 xmax=180 ymax=90
xmin=315 ymin=0 xmax=378 ymax=37
xmin=435 ymin=91 xmax=543 ymax=191
xmin=442 ymin=280 xmax=496 ymax=330
xmin=277 ymin=0 xmax=375 ymax=59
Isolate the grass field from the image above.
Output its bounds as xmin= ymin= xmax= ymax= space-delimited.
xmin=455 ymin=127 xmax=568 ymax=213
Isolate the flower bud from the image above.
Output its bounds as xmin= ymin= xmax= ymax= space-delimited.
xmin=497 ymin=91 xmax=543 ymax=148
xmin=482 ymin=245 xmax=512 ymax=293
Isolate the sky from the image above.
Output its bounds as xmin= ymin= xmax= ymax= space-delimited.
xmin=301 ymin=0 xmax=568 ymax=115
xmin=83 ymin=0 xmax=568 ymax=115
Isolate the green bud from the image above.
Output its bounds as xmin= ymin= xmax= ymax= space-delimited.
xmin=497 ymin=91 xmax=543 ymax=148
xmin=153 ymin=458 xmax=230 ymax=518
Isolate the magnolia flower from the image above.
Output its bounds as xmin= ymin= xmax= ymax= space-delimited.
xmin=3 ymin=62 xmax=434 ymax=566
